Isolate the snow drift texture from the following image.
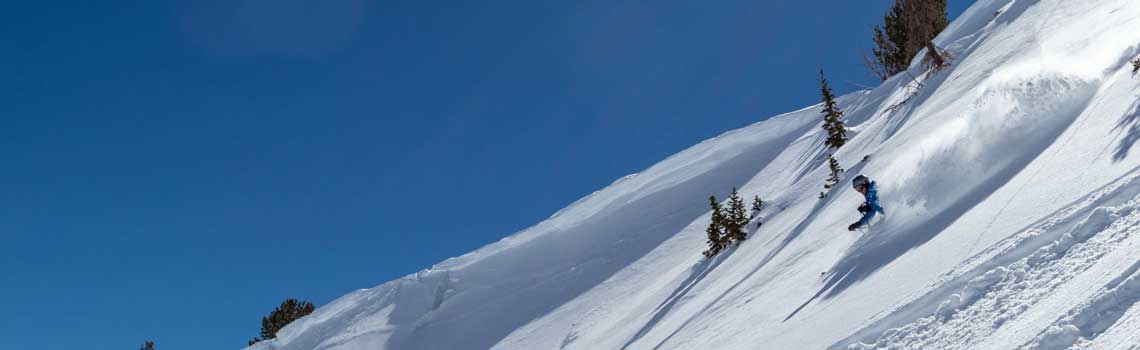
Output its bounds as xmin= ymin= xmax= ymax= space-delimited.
xmin=251 ymin=0 xmax=1140 ymax=349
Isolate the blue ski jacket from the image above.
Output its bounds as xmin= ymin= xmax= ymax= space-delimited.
xmin=859 ymin=181 xmax=885 ymax=225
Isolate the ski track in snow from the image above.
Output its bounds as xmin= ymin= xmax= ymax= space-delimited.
xmin=842 ymin=171 xmax=1140 ymax=350
xmin=1021 ymin=252 xmax=1140 ymax=349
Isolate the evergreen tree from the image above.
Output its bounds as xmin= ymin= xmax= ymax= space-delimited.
xmin=1132 ymin=58 xmax=1140 ymax=76
xmin=703 ymin=195 xmax=728 ymax=258
xmin=824 ymin=155 xmax=844 ymax=189
xmin=870 ymin=0 xmax=949 ymax=80
xmin=819 ymin=70 xmax=847 ymax=150
xmin=725 ymin=187 xmax=748 ymax=242
xmin=869 ymin=0 xmax=908 ymax=81
xmin=249 ymin=299 xmax=316 ymax=346
xmin=904 ymin=0 xmax=948 ymax=69
xmin=139 ymin=341 xmax=155 ymax=350
xmin=750 ymin=194 xmax=764 ymax=228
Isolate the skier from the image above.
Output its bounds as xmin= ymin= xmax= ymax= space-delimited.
xmin=848 ymin=175 xmax=884 ymax=231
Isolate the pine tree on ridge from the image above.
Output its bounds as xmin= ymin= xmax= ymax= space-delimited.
xmin=825 ymin=155 xmax=844 ymax=189
xmin=725 ymin=187 xmax=748 ymax=242
xmin=249 ymin=299 xmax=316 ymax=346
xmin=819 ymin=70 xmax=847 ymax=150
xmin=869 ymin=0 xmax=949 ymax=80
xmin=703 ymin=195 xmax=728 ymax=258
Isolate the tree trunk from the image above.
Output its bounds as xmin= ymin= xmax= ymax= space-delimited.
xmin=925 ymin=41 xmax=945 ymax=68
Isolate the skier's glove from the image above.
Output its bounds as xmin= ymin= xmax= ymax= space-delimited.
xmin=847 ymin=222 xmax=862 ymax=231
xmin=857 ymin=203 xmax=871 ymax=214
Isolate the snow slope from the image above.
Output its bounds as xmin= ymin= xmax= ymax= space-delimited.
xmin=251 ymin=0 xmax=1140 ymax=349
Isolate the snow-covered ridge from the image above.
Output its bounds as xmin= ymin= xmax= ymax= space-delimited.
xmin=252 ymin=0 xmax=1140 ymax=349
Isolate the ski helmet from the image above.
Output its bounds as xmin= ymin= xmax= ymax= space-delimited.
xmin=852 ymin=175 xmax=869 ymax=189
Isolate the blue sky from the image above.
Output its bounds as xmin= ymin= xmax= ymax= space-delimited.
xmin=1 ymin=1 xmax=969 ymax=349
